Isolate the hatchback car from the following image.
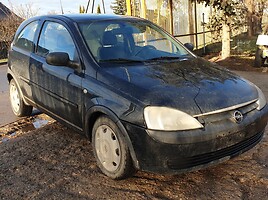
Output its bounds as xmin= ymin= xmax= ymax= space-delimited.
xmin=7 ymin=14 xmax=268 ymax=179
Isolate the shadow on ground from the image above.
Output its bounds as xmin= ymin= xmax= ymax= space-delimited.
xmin=216 ymin=56 xmax=268 ymax=72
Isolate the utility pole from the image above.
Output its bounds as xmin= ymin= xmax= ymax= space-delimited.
xmin=59 ymin=0 xmax=64 ymax=14
xmin=91 ymin=0 xmax=95 ymax=13
xmin=86 ymin=0 xmax=90 ymax=13
xmin=102 ymin=0 xmax=105 ymax=13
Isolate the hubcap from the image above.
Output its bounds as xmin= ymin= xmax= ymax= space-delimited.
xmin=95 ymin=125 xmax=121 ymax=172
xmin=10 ymin=82 xmax=20 ymax=113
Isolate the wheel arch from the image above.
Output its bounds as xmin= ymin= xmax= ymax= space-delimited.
xmin=85 ymin=105 xmax=140 ymax=169
xmin=6 ymin=69 xmax=30 ymax=106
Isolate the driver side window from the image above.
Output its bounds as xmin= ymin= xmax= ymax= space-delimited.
xmin=37 ymin=21 xmax=78 ymax=61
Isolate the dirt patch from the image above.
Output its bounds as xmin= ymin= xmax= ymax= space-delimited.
xmin=0 ymin=113 xmax=268 ymax=199
xmin=205 ymin=54 xmax=267 ymax=73
xmin=1 ymin=55 xmax=268 ymax=199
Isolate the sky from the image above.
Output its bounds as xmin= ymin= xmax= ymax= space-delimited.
xmin=1 ymin=0 xmax=114 ymax=16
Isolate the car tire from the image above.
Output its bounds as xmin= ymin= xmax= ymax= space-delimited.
xmin=92 ymin=115 xmax=135 ymax=179
xmin=254 ymin=48 xmax=265 ymax=68
xmin=9 ymin=79 xmax=33 ymax=117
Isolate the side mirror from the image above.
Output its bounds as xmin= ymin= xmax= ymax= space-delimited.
xmin=184 ymin=43 xmax=194 ymax=51
xmin=46 ymin=52 xmax=69 ymax=66
xmin=46 ymin=52 xmax=80 ymax=69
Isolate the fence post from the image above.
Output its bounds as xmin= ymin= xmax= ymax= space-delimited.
xmin=126 ymin=0 xmax=132 ymax=16
xmin=194 ymin=0 xmax=198 ymax=48
xmin=202 ymin=13 xmax=206 ymax=54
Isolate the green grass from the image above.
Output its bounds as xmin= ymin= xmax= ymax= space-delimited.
xmin=195 ymin=33 xmax=258 ymax=56
xmin=231 ymin=34 xmax=257 ymax=56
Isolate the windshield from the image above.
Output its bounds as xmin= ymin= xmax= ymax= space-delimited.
xmin=79 ymin=19 xmax=193 ymax=62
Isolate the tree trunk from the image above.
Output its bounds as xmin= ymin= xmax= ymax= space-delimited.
xmin=245 ymin=0 xmax=254 ymax=37
xmin=256 ymin=3 xmax=264 ymax=34
xmin=222 ymin=23 xmax=230 ymax=59
xmin=188 ymin=0 xmax=195 ymax=45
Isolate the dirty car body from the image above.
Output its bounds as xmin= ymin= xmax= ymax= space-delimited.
xmin=7 ymin=14 xmax=268 ymax=179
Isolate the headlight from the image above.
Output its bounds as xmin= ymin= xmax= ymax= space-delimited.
xmin=256 ymin=86 xmax=266 ymax=110
xmin=144 ymin=106 xmax=203 ymax=131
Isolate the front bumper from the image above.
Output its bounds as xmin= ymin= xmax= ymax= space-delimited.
xmin=123 ymin=105 xmax=268 ymax=174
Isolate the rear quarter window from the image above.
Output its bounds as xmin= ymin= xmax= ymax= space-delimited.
xmin=13 ymin=21 xmax=39 ymax=52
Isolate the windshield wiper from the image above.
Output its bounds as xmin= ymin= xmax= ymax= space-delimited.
xmin=99 ymin=58 xmax=141 ymax=63
xmin=145 ymin=56 xmax=181 ymax=61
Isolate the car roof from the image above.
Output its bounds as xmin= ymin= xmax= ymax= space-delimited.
xmin=63 ymin=14 xmax=138 ymax=22
xmin=27 ymin=14 xmax=140 ymax=24
xmin=16 ymin=14 xmax=146 ymax=39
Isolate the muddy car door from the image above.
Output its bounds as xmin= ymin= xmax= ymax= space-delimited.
xmin=30 ymin=21 xmax=83 ymax=128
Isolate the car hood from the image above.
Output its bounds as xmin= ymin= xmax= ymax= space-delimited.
xmin=98 ymin=57 xmax=258 ymax=116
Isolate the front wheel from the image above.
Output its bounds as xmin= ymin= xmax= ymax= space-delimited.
xmin=9 ymin=79 xmax=33 ymax=117
xmin=92 ymin=116 xmax=135 ymax=179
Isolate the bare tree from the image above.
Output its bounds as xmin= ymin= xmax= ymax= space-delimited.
xmin=14 ymin=3 xmax=39 ymax=19
xmin=47 ymin=10 xmax=59 ymax=15
xmin=254 ymin=0 xmax=268 ymax=34
xmin=245 ymin=0 xmax=268 ymax=36
xmin=0 ymin=14 xmax=22 ymax=58
xmin=0 ymin=1 xmax=38 ymax=58
xmin=5 ymin=0 xmax=39 ymax=19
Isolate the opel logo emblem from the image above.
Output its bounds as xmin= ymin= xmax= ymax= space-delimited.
xmin=233 ymin=110 xmax=243 ymax=123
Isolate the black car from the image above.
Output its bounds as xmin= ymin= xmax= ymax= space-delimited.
xmin=7 ymin=14 xmax=268 ymax=179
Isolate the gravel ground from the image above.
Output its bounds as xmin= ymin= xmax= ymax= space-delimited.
xmin=0 ymin=69 xmax=268 ymax=199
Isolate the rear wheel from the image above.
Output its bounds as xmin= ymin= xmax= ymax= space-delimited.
xmin=254 ymin=48 xmax=265 ymax=67
xmin=92 ymin=116 xmax=134 ymax=179
xmin=9 ymin=79 xmax=33 ymax=117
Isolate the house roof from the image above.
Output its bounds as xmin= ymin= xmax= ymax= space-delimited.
xmin=0 ymin=2 xmax=16 ymax=19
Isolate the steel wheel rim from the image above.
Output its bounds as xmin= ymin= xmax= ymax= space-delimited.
xmin=95 ymin=125 xmax=121 ymax=172
xmin=10 ymin=82 xmax=20 ymax=113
